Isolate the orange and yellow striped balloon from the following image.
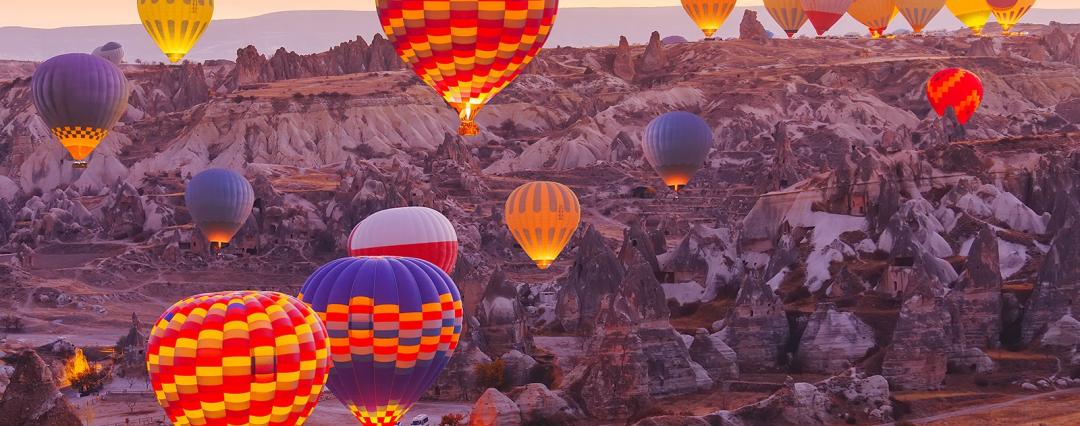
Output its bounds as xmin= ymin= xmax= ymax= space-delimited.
xmin=945 ymin=0 xmax=992 ymax=35
xmin=990 ymin=0 xmax=1034 ymax=34
xmin=849 ymin=0 xmax=899 ymax=38
xmin=896 ymin=0 xmax=946 ymax=34
xmin=764 ymin=0 xmax=810 ymax=38
xmin=137 ymin=0 xmax=215 ymax=63
xmin=505 ymin=181 xmax=581 ymax=270
xmin=377 ymin=0 xmax=559 ymax=136
xmin=147 ymin=291 xmax=331 ymax=426
xmin=681 ymin=0 xmax=738 ymax=39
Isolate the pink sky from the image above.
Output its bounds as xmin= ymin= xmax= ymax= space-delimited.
xmin=4 ymin=0 xmax=1076 ymax=29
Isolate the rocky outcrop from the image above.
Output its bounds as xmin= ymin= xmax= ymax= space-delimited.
xmin=967 ymin=37 xmax=998 ymax=56
xmin=509 ymin=383 xmax=583 ymax=424
xmin=689 ymin=328 xmax=739 ymax=383
xmin=716 ymin=278 xmax=790 ymax=371
xmin=425 ymin=343 xmax=491 ymax=401
xmin=1021 ymin=218 xmax=1080 ymax=344
xmin=739 ymin=10 xmax=770 ymax=44
xmin=1040 ymin=314 xmax=1080 ymax=350
xmin=795 ymin=302 xmax=876 ymax=374
xmin=1042 ymin=24 xmax=1074 ymax=61
xmin=658 ymin=225 xmax=742 ymax=300
xmin=0 ymin=350 xmax=82 ymax=426
xmin=475 ymin=269 xmax=533 ymax=357
xmin=227 ymin=35 xmax=403 ymax=88
xmin=469 ymin=388 xmax=521 ymax=426
xmin=611 ymin=36 xmax=636 ymax=81
xmin=635 ymin=32 xmax=668 ymax=75
xmin=882 ymin=276 xmax=950 ymax=390
xmin=947 ymin=225 xmax=1003 ymax=355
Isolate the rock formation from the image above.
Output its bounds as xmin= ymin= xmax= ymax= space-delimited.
xmin=947 ymin=225 xmax=1003 ymax=355
xmin=739 ymin=10 xmax=770 ymax=44
xmin=611 ymin=36 xmax=636 ymax=81
xmin=658 ymin=225 xmax=742 ymax=300
xmin=795 ymin=302 xmax=876 ymax=374
xmin=882 ymin=275 xmax=950 ymax=390
xmin=475 ymin=269 xmax=533 ymax=357
xmin=688 ymin=328 xmax=739 ymax=383
xmin=469 ymin=388 xmax=521 ymax=426
xmin=716 ymin=278 xmax=790 ymax=371
xmin=1022 ymin=218 xmax=1080 ymax=344
xmin=226 ymin=34 xmax=402 ymax=88
xmin=635 ymin=32 xmax=668 ymax=76
xmin=509 ymin=383 xmax=583 ymax=424
xmin=0 ymin=350 xmax=82 ymax=426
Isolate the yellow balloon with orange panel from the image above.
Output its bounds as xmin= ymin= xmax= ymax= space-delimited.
xmin=137 ymin=0 xmax=215 ymax=63
xmin=895 ymin=0 xmax=946 ymax=34
xmin=990 ymin=0 xmax=1035 ymax=35
xmin=505 ymin=181 xmax=581 ymax=270
xmin=681 ymin=0 xmax=738 ymax=39
xmin=945 ymin=0 xmax=992 ymax=35
xmin=849 ymin=0 xmax=899 ymax=38
xmin=764 ymin=0 xmax=810 ymax=38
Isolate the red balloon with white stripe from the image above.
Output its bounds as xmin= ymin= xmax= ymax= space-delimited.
xmin=348 ymin=207 xmax=459 ymax=273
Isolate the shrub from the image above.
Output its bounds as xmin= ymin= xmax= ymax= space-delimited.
xmin=475 ymin=359 xmax=505 ymax=390
xmin=439 ymin=413 xmax=465 ymax=426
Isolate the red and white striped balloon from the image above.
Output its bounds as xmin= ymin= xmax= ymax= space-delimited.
xmin=348 ymin=207 xmax=459 ymax=273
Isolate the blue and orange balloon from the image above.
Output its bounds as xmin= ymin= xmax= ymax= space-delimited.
xmin=32 ymin=53 xmax=129 ymax=168
xmin=298 ymin=257 xmax=463 ymax=426
xmin=184 ymin=168 xmax=255 ymax=247
xmin=642 ymin=111 xmax=715 ymax=192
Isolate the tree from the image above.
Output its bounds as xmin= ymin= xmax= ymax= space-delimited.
xmin=474 ymin=359 xmax=505 ymax=390
xmin=440 ymin=413 xmax=465 ymax=426
xmin=0 ymin=314 xmax=24 ymax=332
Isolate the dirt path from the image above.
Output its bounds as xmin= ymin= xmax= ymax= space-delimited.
xmin=890 ymin=387 xmax=1080 ymax=425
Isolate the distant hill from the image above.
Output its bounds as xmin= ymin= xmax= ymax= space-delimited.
xmin=2 ymin=7 xmax=1080 ymax=62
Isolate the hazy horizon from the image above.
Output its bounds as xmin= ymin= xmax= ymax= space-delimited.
xmin=5 ymin=0 xmax=1078 ymax=29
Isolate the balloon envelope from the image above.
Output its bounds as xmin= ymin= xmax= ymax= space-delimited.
xmin=990 ymin=0 xmax=1034 ymax=33
xmin=376 ymin=0 xmax=558 ymax=136
xmin=643 ymin=111 xmax=714 ymax=193
xmin=137 ymin=0 xmax=215 ymax=63
xmin=298 ymin=257 xmax=463 ymax=426
xmin=147 ymin=291 xmax=331 ymax=426
xmin=681 ymin=0 xmax=738 ymax=39
xmin=945 ymin=0 xmax=992 ymax=35
xmin=505 ymin=181 xmax=581 ymax=270
xmin=848 ymin=0 xmax=899 ymax=38
xmin=801 ymin=0 xmax=856 ymax=35
xmin=184 ymin=168 xmax=255 ymax=246
xmin=927 ymin=67 xmax=983 ymax=125
xmin=91 ymin=42 xmax=125 ymax=65
xmin=895 ymin=0 xmax=946 ymax=33
xmin=765 ymin=0 xmax=811 ymax=37
xmin=349 ymin=207 xmax=459 ymax=274
xmin=31 ymin=53 xmax=129 ymax=166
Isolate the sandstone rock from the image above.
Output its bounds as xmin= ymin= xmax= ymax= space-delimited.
xmin=882 ymin=276 xmax=950 ymax=390
xmin=795 ymin=302 xmax=876 ymax=374
xmin=1042 ymin=23 xmax=1074 ymax=60
xmin=1040 ymin=314 xmax=1080 ymax=349
xmin=967 ymin=37 xmax=998 ymax=56
xmin=739 ymin=10 xmax=770 ymax=44
xmin=468 ymin=388 xmax=521 ymax=426
xmin=619 ymin=220 xmax=661 ymax=276
xmin=475 ymin=269 xmax=533 ymax=357
xmin=1021 ymin=218 xmax=1080 ymax=344
xmin=1068 ymin=33 xmax=1080 ymax=66
xmin=611 ymin=36 xmax=636 ymax=81
xmin=426 ymin=343 xmax=491 ymax=401
xmin=716 ymin=278 xmax=789 ymax=371
xmin=0 ymin=350 xmax=82 ymax=426
xmin=510 ymin=383 xmax=582 ymax=424
xmin=499 ymin=350 xmax=538 ymax=389
xmin=689 ymin=329 xmax=739 ymax=383
xmin=658 ymin=225 xmax=742 ymax=301
xmin=226 ymin=35 xmax=402 ymax=88
xmin=947 ymin=225 xmax=1003 ymax=353
xmin=947 ymin=347 xmax=994 ymax=374
xmin=636 ymin=32 xmax=668 ymax=75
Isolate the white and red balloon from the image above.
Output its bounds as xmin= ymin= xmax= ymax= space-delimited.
xmin=348 ymin=207 xmax=459 ymax=273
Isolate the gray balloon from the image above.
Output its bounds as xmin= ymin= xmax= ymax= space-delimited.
xmin=92 ymin=42 xmax=124 ymax=65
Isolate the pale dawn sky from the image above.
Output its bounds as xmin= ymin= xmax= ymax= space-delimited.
xmin=4 ymin=0 xmax=1076 ymax=29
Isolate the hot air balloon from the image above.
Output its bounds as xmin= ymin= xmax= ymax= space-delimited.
xmin=681 ymin=0 xmax=738 ymax=40
xmin=643 ymin=112 xmax=715 ymax=193
xmin=801 ymin=0 xmax=856 ymax=35
xmin=895 ymin=0 xmax=946 ymax=34
xmin=927 ymin=67 xmax=983 ymax=125
xmin=765 ymin=0 xmax=810 ymax=38
xmin=377 ymin=0 xmax=558 ymax=136
xmin=945 ymin=0 xmax=991 ymax=35
xmin=849 ymin=0 xmax=900 ymax=38
xmin=348 ymin=207 xmax=459 ymax=274
xmin=147 ymin=291 xmax=331 ymax=426
xmin=31 ymin=53 xmax=129 ymax=168
xmin=505 ymin=181 xmax=581 ymax=270
xmin=184 ymin=169 xmax=255 ymax=248
xmin=137 ymin=0 xmax=215 ymax=63
xmin=990 ymin=0 xmax=1034 ymax=35
xmin=298 ymin=257 xmax=463 ymax=426
xmin=91 ymin=42 xmax=124 ymax=65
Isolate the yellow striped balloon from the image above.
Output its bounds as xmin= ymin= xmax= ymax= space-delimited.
xmin=505 ymin=181 xmax=581 ymax=270
xmin=680 ymin=0 xmax=738 ymax=39
xmin=849 ymin=0 xmax=899 ymax=38
xmin=764 ymin=0 xmax=810 ymax=38
xmin=895 ymin=0 xmax=946 ymax=34
xmin=137 ymin=0 xmax=215 ymax=63
xmin=945 ymin=0 xmax=991 ymax=35
xmin=990 ymin=0 xmax=1035 ymax=34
